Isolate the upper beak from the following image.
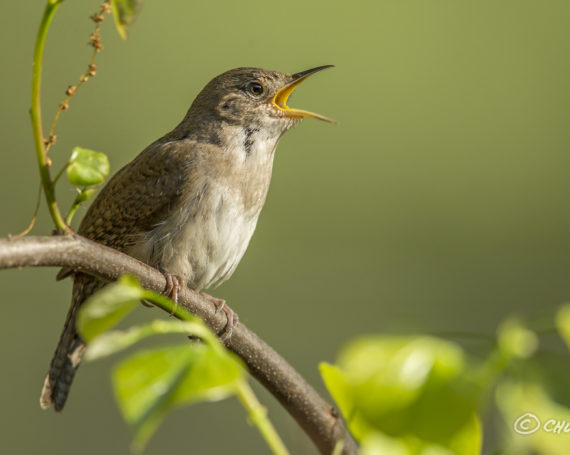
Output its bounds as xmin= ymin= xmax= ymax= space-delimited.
xmin=272 ymin=65 xmax=337 ymax=124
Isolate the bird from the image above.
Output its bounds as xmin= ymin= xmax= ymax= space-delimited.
xmin=40 ymin=65 xmax=335 ymax=411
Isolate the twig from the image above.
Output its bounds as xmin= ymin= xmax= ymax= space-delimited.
xmin=11 ymin=183 xmax=43 ymax=237
xmin=45 ymin=1 xmax=111 ymax=156
xmin=0 ymin=235 xmax=358 ymax=455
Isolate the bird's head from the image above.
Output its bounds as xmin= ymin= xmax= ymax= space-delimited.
xmin=189 ymin=66 xmax=335 ymax=132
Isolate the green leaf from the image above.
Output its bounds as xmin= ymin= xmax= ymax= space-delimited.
xmin=110 ymin=0 xmax=142 ymax=40
xmin=320 ymin=361 xmax=380 ymax=441
xmin=74 ymin=187 xmax=97 ymax=204
xmin=77 ymin=275 xmax=144 ymax=342
xmin=320 ymin=363 xmax=354 ymax=420
xmin=66 ymin=146 xmax=110 ymax=186
xmin=320 ymin=336 xmax=482 ymax=454
xmin=556 ymin=303 xmax=570 ymax=350
xmin=496 ymin=380 xmax=570 ymax=455
xmin=358 ymin=426 xmax=481 ymax=455
xmin=84 ymin=319 xmax=212 ymax=361
xmin=338 ymin=336 xmax=465 ymax=423
xmin=359 ymin=432 xmax=410 ymax=455
xmin=113 ymin=343 xmax=244 ymax=450
xmin=498 ymin=318 xmax=539 ymax=359
xmin=447 ymin=413 xmax=482 ymax=455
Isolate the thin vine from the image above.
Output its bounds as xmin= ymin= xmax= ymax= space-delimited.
xmin=28 ymin=0 xmax=111 ymax=234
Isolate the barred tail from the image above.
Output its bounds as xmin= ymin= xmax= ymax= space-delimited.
xmin=40 ymin=275 xmax=101 ymax=411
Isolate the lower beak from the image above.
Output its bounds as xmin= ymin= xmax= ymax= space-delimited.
xmin=272 ymin=65 xmax=336 ymax=124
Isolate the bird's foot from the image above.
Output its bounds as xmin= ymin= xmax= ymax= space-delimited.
xmin=200 ymin=292 xmax=239 ymax=341
xmin=162 ymin=273 xmax=183 ymax=315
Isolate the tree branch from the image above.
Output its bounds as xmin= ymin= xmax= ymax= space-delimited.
xmin=0 ymin=235 xmax=357 ymax=455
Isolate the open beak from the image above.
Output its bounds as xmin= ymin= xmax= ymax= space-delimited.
xmin=272 ymin=65 xmax=336 ymax=124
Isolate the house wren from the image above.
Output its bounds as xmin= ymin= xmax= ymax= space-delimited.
xmin=40 ymin=65 xmax=335 ymax=411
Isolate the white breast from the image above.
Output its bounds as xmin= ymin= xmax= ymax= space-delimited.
xmin=128 ymin=125 xmax=279 ymax=291
xmin=171 ymin=187 xmax=260 ymax=290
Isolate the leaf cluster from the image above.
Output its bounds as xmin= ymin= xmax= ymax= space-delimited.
xmin=321 ymin=310 xmax=570 ymax=455
xmin=77 ymin=276 xmax=246 ymax=451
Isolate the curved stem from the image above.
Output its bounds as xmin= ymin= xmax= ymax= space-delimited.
xmin=236 ymin=381 xmax=289 ymax=455
xmin=52 ymin=162 xmax=69 ymax=185
xmin=30 ymin=0 xmax=70 ymax=232
xmin=12 ymin=183 xmax=43 ymax=237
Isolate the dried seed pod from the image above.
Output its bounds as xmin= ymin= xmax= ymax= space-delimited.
xmin=100 ymin=2 xmax=112 ymax=14
xmin=88 ymin=64 xmax=97 ymax=77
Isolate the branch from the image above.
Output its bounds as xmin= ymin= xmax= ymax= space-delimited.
xmin=0 ymin=235 xmax=357 ymax=455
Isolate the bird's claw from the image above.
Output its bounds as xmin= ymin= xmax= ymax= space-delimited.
xmin=200 ymin=292 xmax=238 ymax=340
xmin=162 ymin=273 xmax=182 ymax=315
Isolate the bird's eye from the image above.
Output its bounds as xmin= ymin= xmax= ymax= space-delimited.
xmin=246 ymin=81 xmax=264 ymax=97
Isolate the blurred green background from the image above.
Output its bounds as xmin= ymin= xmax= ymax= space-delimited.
xmin=1 ymin=0 xmax=569 ymax=453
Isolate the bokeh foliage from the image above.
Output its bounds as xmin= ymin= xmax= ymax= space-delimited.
xmin=321 ymin=314 xmax=570 ymax=454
